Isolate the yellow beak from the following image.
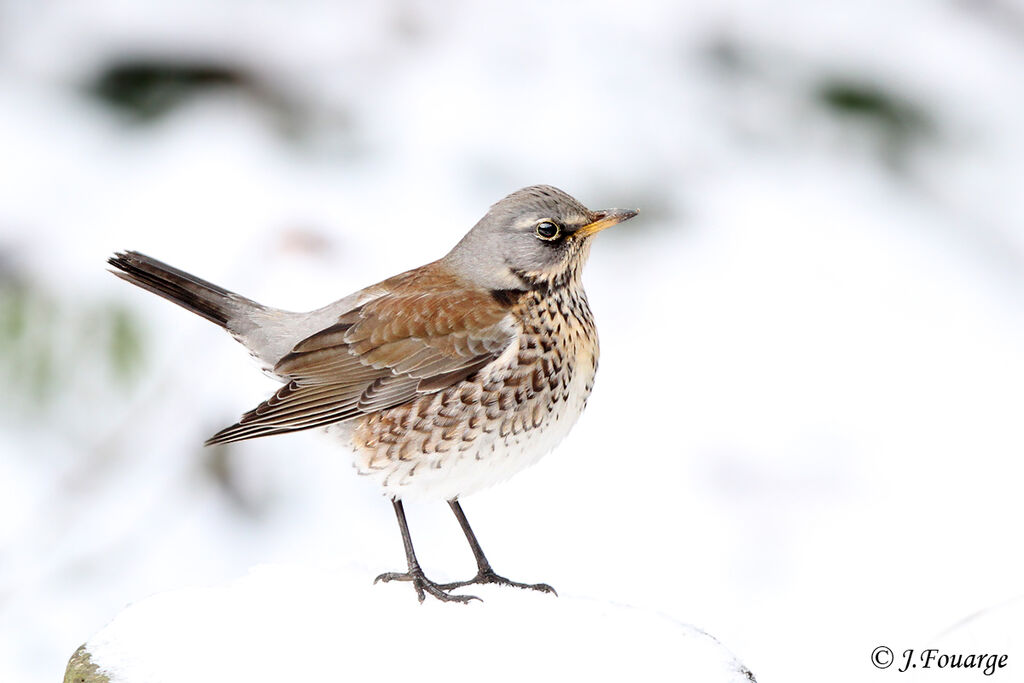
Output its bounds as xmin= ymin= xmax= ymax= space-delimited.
xmin=574 ymin=208 xmax=639 ymax=239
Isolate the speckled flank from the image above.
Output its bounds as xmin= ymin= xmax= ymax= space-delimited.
xmin=350 ymin=278 xmax=598 ymax=501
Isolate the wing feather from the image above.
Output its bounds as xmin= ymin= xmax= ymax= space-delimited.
xmin=206 ymin=268 xmax=518 ymax=445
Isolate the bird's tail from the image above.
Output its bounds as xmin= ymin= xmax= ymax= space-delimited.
xmin=107 ymin=250 xmax=254 ymax=329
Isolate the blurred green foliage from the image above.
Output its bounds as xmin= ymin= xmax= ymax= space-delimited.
xmin=815 ymin=79 xmax=932 ymax=141
xmin=203 ymin=444 xmax=269 ymax=518
xmin=814 ymin=78 xmax=934 ymax=169
xmin=88 ymin=60 xmax=252 ymax=122
xmin=703 ymin=36 xmax=936 ymax=169
xmin=82 ymin=56 xmax=359 ymax=153
xmin=105 ymin=306 xmax=146 ymax=382
xmin=84 ymin=57 xmax=321 ymax=141
xmin=0 ymin=283 xmax=56 ymax=405
xmin=0 ymin=281 xmax=145 ymax=410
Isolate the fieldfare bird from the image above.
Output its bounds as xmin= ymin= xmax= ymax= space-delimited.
xmin=109 ymin=185 xmax=637 ymax=602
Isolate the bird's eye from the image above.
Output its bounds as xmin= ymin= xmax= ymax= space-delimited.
xmin=534 ymin=220 xmax=561 ymax=241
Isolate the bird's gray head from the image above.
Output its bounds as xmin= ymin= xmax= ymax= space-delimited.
xmin=443 ymin=185 xmax=638 ymax=291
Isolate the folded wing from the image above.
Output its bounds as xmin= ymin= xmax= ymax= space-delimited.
xmin=206 ymin=284 xmax=515 ymax=444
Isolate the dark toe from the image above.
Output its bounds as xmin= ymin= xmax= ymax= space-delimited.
xmin=374 ymin=569 xmax=481 ymax=603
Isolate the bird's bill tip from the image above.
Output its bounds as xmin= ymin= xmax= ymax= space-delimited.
xmin=576 ymin=208 xmax=639 ymax=238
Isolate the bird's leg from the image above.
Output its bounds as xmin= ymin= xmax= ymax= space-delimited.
xmin=438 ymin=499 xmax=557 ymax=595
xmin=374 ymin=499 xmax=480 ymax=604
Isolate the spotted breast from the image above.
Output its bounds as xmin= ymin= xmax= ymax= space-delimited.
xmin=348 ymin=282 xmax=599 ymax=501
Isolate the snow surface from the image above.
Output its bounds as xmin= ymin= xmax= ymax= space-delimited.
xmin=2 ymin=1 xmax=1023 ymax=682
xmin=80 ymin=563 xmax=754 ymax=682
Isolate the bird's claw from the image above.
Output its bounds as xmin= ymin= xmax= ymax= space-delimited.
xmin=375 ymin=569 xmax=481 ymax=604
xmin=438 ymin=569 xmax=557 ymax=596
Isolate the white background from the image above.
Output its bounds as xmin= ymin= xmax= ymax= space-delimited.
xmin=1 ymin=1 xmax=1022 ymax=681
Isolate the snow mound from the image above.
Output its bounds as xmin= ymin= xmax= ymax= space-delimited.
xmin=69 ymin=563 xmax=755 ymax=682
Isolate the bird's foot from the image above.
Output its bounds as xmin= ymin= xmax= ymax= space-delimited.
xmin=374 ymin=567 xmax=481 ymax=604
xmin=439 ymin=569 xmax=557 ymax=596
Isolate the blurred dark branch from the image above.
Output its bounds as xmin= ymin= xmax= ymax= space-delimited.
xmin=82 ymin=55 xmax=354 ymax=147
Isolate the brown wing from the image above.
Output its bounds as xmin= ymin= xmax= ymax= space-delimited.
xmin=206 ymin=274 xmax=515 ymax=444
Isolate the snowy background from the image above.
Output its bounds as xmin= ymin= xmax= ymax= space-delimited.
xmin=2 ymin=0 xmax=1023 ymax=681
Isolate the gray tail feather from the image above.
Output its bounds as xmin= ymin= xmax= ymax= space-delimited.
xmin=108 ymin=250 xmax=244 ymax=328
